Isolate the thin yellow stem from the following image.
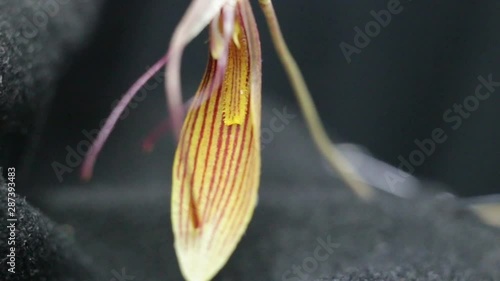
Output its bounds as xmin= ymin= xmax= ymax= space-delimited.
xmin=259 ymin=0 xmax=374 ymax=201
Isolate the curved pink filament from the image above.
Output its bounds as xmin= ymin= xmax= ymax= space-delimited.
xmin=81 ymin=55 xmax=169 ymax=181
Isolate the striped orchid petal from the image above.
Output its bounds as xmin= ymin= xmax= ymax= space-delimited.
xmin=171 ymin=2 xmax=261 ymax=281
xmin=81 ymin=1 xmax=373 ymax=280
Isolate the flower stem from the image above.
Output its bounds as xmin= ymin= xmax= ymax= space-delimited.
xmin=258 ymin=0 xmax=374 ymax=201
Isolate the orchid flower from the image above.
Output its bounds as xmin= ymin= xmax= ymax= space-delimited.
xmin=81 ymin=1 xmax=374 ymax=280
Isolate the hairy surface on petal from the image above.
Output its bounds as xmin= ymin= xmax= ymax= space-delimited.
xmin=171 ymin=3 xmax=261 ymax=281
xmin=239 ymin=0 xmax=262 ymax=138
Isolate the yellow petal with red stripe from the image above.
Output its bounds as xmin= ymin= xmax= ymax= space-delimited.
xmin=171 ymin=3 xmax=261 ymax=281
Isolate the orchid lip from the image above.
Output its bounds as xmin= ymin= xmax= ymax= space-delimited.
xmin=171 ymin=2 xmax=262 ymax=280
xmin=81 ymin=1 xmax=373 ymax=280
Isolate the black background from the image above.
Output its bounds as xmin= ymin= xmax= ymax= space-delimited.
xmin=21 ymin=0 xmax=500 ymax=196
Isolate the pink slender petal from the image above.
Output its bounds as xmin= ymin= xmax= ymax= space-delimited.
xmin=165 ymin=53 xmax=184 ymax=140
xmin=80 ymin=55 xmax=169 ymax=181
xmin=202 ymin=3 xmax=236 ymax=110
xmin=164 ymin=0 xmax=233 ymax=139
xmin=210 ymin=13 xmax=225 ymax=57
xmin=170 ymin=0 xmax=231 ymax=48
